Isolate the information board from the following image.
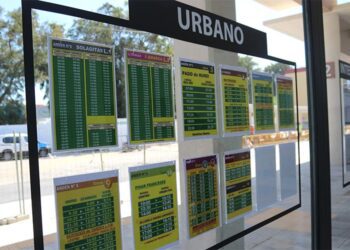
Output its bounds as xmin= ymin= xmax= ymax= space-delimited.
xmin=180 ymin=59 xmax=218 ymax=139
xmin=125 ymin=50 xmax=175 ymax=144
xmin=252 ymin=72 xmax=274 ymax=132
xmin=129 ymin=162 xmax=178 ymax=249
xmin=54 ymin=170 xmax=122 ymax=250
xmin=224 ymin=150 xmax=252 ymax=222
xmin=49 ymin=38 xmax=117 ymax=151
xmin=185 ymin=155 xmax=219 ymax=238
xmin=219 ymin=65 xmax=250 ymax=136
xmin=276 ymin=75 xmax=295 ymax=130
xmin=343 ymin=80 xmax=350 ymax=125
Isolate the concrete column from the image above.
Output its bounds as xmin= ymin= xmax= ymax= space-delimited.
xmin=323 ymin=13 xmax=342 ymax=167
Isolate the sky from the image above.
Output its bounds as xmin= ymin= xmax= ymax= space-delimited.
xmin=1 ymin=0 xmax=126 ymax=104
xmin=0 ymin=0 xmax=349 ymax=104
xmin=236 ymin=0 xmax=305 ymax=67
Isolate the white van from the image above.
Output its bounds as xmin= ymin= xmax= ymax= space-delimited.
xmin=0 ymin=133 xmax=49 ymax=160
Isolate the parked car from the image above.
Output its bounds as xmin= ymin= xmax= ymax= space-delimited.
xmin=0 ymin=133 xmax=50 ymax=160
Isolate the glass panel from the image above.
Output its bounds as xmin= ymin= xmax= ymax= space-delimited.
xmin=30 ymin=3 xmax=302 ymax=248
xmin=235 ymin=0 xmax=310 ymax=249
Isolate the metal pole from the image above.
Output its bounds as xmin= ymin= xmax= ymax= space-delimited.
xmin=19 ymin=132 xmax=25 ymax=214
xmin=100 ymin=149 xmax=104 ymax=171
xmin=21 ymin=0 xmax=44 ymax=248
xmin=302 ymin=0 xmax=332 ymax=249
xmin=14 ymin=132 xmax=22 ymax=214
xmin=143 ymin=143 xmax=146 ymax=165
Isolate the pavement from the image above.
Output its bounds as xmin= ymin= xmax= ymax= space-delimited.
xmin=3 ymin=141 xmax=349 ymax=249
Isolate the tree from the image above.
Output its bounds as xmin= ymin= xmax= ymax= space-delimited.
xmin=0 ymin=100 xmax=26 ymax=124
xmin=264 ymin=63 xmax=292 ymax=75
xmin=66 ymin=3 xmax=172 ymax=118
xmin=0 ymin=7 xmax=25 ymax=106
xmin=36 ymin=22 xmax=65 ymax=103
xmin=238 ymin=55 xmax=260 ymax=71
xmin=0 ymin=7 xmax=64 ymax=124
xmin=1 ymin=4 xmax=173 ymax=123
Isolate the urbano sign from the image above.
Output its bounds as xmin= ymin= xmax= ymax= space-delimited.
xmin=129 ymin=0 xmax=268 ymax=57
xmin=177 ymin=6 xmax=244 ymax=45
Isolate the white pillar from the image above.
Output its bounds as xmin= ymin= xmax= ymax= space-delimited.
xmin=174 ymin=0 xmax=243 ymax=249
xmin=323 ymin=13 xmax=342 ymax=167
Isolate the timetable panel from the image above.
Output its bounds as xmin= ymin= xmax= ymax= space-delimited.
xmin=276 ymin=76 xmax=295 ymax=130
xmin=54 ymin=171 xmax=122 ymax=250
xmin=50 ymin=38 xmax=117 ymax=151
xmin=129 ymin=162 xmax=179 ymax=249
xmin=252 ymin=72 xmax=274 ymax=132
xmin=180 ymin=59 xmax=218 ymax=139
xmin=220 ymin=66 xmax=250 ymax=136
xmin=224 ymin=151 xmax=252 ymax=221
xmin=185 ymin=155 xmax=219 ymax=238
xmin=126 ymin=50 xmax=175 ymax=144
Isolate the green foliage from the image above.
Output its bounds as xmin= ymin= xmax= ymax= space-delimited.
xmin=0 ymin=3 xmax=173 ymax=122
xmin=238 ymin=55 xmax=260 ymax=72
xmin=0 ymin=7 xmax=64 ymax=124
xmin=66 ymin=3 xmax=172 ymax=117
xmin=0 ymin=100 xmax=25 ymax=124
xmin=264 ymin=63 xmax=292 ymax=75
xmin=0 ymin=8 xmax=25 ymax=107
xmin=0 ymin=3 xmax=172 ymax=124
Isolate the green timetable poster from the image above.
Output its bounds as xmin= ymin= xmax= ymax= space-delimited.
xmin=49 ymin=38 xmax=117 ymax=151
xmin=185 ymin=155 xmax=219 ymax=238
xmin=180 ymin=59 xmax=218 ymax=139
xmin=252 ymin=72 xmax=274 ymax=132
xmin=219 ymin=65 xmax=250 ymax=136
xmin=54 ymin=170 xmax=122 ymax=250
xmin=129 ymin=162 xmax=179 ymax=250
xmin=224 ymin=150 xmax=252 ymax=222
xmin=125 ymin=50 xmax=175 ymax=144
xmin=276 ymin=76 xmax=295 ymax=130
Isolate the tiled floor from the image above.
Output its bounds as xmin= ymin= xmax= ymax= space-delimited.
xmin=245 ymin=162 xmax=350 ymax=250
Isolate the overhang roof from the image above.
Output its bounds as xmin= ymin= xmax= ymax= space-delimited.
xmin=258 ymin=1 xmax=350 ymax=41
xmin=255 ymin=0 xmax=337 ymax=11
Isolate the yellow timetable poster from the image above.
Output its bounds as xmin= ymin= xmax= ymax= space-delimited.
xmin=224 ymin=151 xmax=252 ymax=221
xmin=220 ymin=65 xmax=250 ymax=135
xmin=185 ymin=155 xmax=219 ymax=238
xmin=180 ymin=59 xmax=218 ymax=138
xmin=276 ymin=75 xmax=295 ymax=130
xmin=129 ymin=161 xmax=179 ymax=250
xmin=252 ymin=72 xmax=275 ymax=132
xmin=54 ymin=170 xmax=122 ymax=250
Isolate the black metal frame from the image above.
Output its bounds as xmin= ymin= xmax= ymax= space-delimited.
xmin=21 ymin=0 xmax=302 ymax=249
xmin=302 ymin=0 xmax=332 ymax=249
